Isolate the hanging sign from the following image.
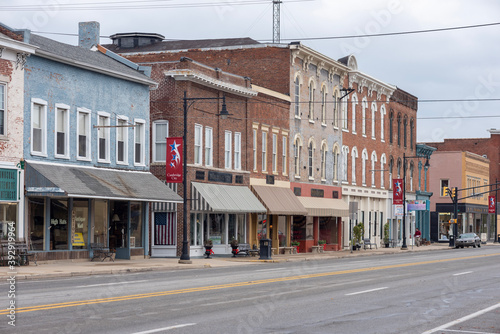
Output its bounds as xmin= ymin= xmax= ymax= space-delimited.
xmin=488 ymin=195 xmax=496 ymax=213
xmin=166 ymin=137 xmax=183 ymax=183
xmin=393 ymin=178 xmax=403 ymax=205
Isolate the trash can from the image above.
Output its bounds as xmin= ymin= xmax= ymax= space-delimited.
xmin=259 ymin=238 xmax=272 ymax=260
xmin=449 ymin=234 xmax=455 ymax=248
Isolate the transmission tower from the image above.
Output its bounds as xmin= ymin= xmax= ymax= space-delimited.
xmin=273 ymin=0 xmax=282 ymax=43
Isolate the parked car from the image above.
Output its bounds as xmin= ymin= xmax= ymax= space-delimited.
xmin=455 ymin=233 xmax=481 ymax=248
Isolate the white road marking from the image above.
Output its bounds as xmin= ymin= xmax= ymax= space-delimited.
xmin=345 ymin=287 xmax=388 ymax=296
xmin=422 ymin=302 xmax=500 ymax=334
xmin=132 ymin=323 xmax=196 ymax=334
xmin=453 ymin=271 xmax=473 ymax=276
xmin=76 ymin=279 xmax=149 ymax=288
xmin=440 ymin=329 xmax=500 ymax=334
xmin=255 ymin=267 xmax=286 ymax=272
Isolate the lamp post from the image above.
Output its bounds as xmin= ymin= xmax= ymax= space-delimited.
xmin=402 ymin=152 xmax=430 ymax=250
xmin=179 ymin=91 xmax=229 ymax=263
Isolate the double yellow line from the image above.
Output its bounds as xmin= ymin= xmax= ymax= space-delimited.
xmin=2 ymin=253 xmax=498 ymax=315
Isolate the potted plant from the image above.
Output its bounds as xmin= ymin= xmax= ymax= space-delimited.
xmin=383 ymin=222 xmax=390 ymax=248
xmin=230 ymin=238 xmax=239 ymax=257
xmin=352 ymin=223 xmax=364 ymax=250
xmin=318 ymin=239 xmax=326 ymax=252
xmin=291 ymin=240 xmax=300 ymax=254
xmin=204 ymin=239 xmax=214 ymax=259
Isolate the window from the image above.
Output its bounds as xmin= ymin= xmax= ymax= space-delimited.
xmin=389 ymin=111 xmax=394 ymax=144
xmin=351 ymin=148 xmax=358 ymax=185
xmin=308 ymin=141 xmax=314 ymax=179
xmin=98 ymin=112 xmax=110 ymax=162
xmin=440 ymin=179 xmax=449 ymax=197
xmin=194 ymin=124 xmax=202 ymax=165
xmin=117 ymin=116 xmax=129 ymax=164
xmin=205 ymin=127 xmax=213 ymax=166
xmin=342 ymin=146 xmax=349 ymax=182
xmin=342 ymin=94 xmax=348 ymax=130
xmin=397 ymin=114 xmax=401 ymax=146
xmin=362 ymin=149 xmax=368 ymax=186
xmin=134 ymin=119 xmax=145 ymax=165
xmin=262 ymin=131 xmax=267 ymax=172
xmin=153 ymin=120 xmax=168 ymax=162
xmin=294 ymin=137 xmax=301 ymax=176
xmin=380 ymin=105 xmax=386 ymax=141
xmin=308 ymin=81 xmax=315 ymax=121
xmin=272 ymin=133 xmax=277 ymax=173
xmin=294 ymin=76 xmax=300 ymax=118
xmin=371 ymin=102 xmax=377 ymax=139
xmin=410 ymin=161 xmax=414 ymax=191
xmin=333 ymin=146 xmax=339 ymax=182
xmin=351 ymin=94 xmax=358 ymax=133
xmin=31 ymin=99 xmax=47 ymax=156
xmin=371 ymin=152 xmax=377 ymax=187
xmin=410 ymin=119 xmax=414 ymax=150
xmin=225 ymin=130 xmax=232 ymax=169
xmin=282 ymin=136 xmax=287 ymax=175
xmin=397 ymin=158 xmax=402 ymax=178
xmin=380 ymin=154 xmax=386 ymax=188
xmin=77 ymin=108 xmax=91 ymax=160
xmin=320 ymin=142 xmax=327 ymax=180
xmin=403 ymin=116 xmax=408 ymax=148
xmin=389 ymin=156 xmax=394 ymax=189
xmin=253 ymin=128 xmax=257 ymax=171
xmin=234 ymin=132 xmax=241 ymax=170
xmin=321 ymin=86 xmax=327 ymax=124
xmin=0 ymin=84 xmax=5 ymax=136
xmin=333 ymin=91 xmax=339 ymax=128
xmin=55 ymin=104 xmax=69 ymax=158
xmin=361 ymin=98 xmax=368 ymax=136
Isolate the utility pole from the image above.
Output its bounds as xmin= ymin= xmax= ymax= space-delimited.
xmin=273 ymin=0 xmax=282 ymax=43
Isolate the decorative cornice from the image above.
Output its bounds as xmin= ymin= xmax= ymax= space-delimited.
xmin=348 ymin=70 xmax=395 ymax=103
xmin=0 ymin=47 xmax=4 ymax=58
xmin=16 ymin=52 xmax=29 ymax=70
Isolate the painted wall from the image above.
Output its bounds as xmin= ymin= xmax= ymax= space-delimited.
xmin=23 ymin=55 xmax=151 ymax=169
xmin=428 ymin=151 xmax=463 ymax=211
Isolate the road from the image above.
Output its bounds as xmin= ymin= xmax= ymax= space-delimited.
xmin=1 ymin=247 xmax=500 ymax=334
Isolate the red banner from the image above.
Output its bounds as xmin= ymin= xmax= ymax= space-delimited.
xmin=393 ymin=178 xmax=403 ymax=205
xmin=166 ymin=137 xmax=183 ymax=183
xmin=488 ymin=195 xmax=496 ymax=213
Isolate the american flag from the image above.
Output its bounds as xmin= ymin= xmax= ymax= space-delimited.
xmin=155 ymin=212 xmax=176 ymax=245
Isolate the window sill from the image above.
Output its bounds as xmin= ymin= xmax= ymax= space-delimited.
xmin=308 ymin=177 xmax=314 ymax=181
xmin=372 ymin=137 xmax=376 ymax=140
xmin=54 ymin=155 xmax=70 ymax=160
xmin=309 ymin=119 xmax=315 ymax=124
xmin=333 ymin=126 xmax=339 ymax=131
xmin=117 ymin=161 xmax=129 ymax=166
xmin=31 ymin=151 xmax=48 ymax=158
xmin=294 ymin=115 xmax=301 ymax=120
xmin=342 ymin=129 xmax=350 ymax=133
xmin=294 ymin=175 xmax=301 ymax=180
xmin=98 ymin=159 xmax=111 ymax=164
xmin=321 ymin=123 xmax=327 ymax=127
xmin=77 ymin=157 xmax=92 ymax=162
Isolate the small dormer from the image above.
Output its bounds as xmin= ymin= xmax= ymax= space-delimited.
xmin=109 ymin=32 xmax=164 ymax=49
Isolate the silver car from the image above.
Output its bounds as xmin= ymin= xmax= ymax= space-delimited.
xmin=455 ymin=233 xmax=481 ymax=248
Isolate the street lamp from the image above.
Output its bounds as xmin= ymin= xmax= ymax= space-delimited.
xmin=402 ymin=152 xmax=430 ymax=250
xmin=179 ymin=91 xmax=230 ymax=264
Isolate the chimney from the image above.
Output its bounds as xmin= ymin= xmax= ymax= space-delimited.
xmin=78 ymin=21 xmax=100 ymax=49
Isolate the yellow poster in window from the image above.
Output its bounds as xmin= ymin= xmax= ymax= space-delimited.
xmin=73 ymin=232 xmax=85 ymax=246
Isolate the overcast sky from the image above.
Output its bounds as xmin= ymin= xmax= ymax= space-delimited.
xmin=2 ymin=0 xmax=499 ymax=143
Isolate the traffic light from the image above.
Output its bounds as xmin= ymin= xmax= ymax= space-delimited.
xmin=449 ymin=219 xmax=457 ymax=224
xmin=443 ymin=186 xmax=449 ymax=197
xmin=451 ymin=187 xmax=456 ymax=198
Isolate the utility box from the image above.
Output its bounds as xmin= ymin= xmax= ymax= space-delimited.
xmin=259 ymin=238 xmax=272 ymax=260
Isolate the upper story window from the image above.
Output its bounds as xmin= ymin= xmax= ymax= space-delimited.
xmin=389 ymin=111 xmax=394 ymax=144
xmin=320 ymin=142 xmax=327 ymax=180
xmin=333 ymin=91 xmax=339 ymax=128
xmin=55 ymin=104 xmax=70 ymax=159
xmin=397 ymin=158 xmax=402 ymax=178
xmin=205 ymin=127 xmax=213 ymax=167
xmin=225 ymin=130 xmax=232 ymax=169
xmin=321 ymin=85 xmax=327 ymax=125
xmin=342 ymin=146 xmax=349 ymax=183
xmin=403 ymin=116 xmax=408 ymax=148
xmin=440 ymin=179 xmax=449 ymax=197
xmin=234 ymin=132 xmax=241 ymax=170
xmin=308 ymin=81 xmax=315 ymax=122
xmin=282 ymin=135 xmax=287 ymax=175
xmin=370 ymin=151 xmax=377 ymax=187
xmin=371 ymin=102 xmax=377 ymax=139
xmin=253 ymin=128 xmax=257 ymax=171
xmin=389 ymin=156 xmax=394 ymax=189
xmin=77 ymin=107 xmax=91 ymax=161
xmin=294 ymin=76 xmax=300 ymax=118
xmin=333 ymin=145 xmax=339 ymax=182
xmin=351 ymin=94 xmax=358 ymax=133
xmin=117 ymin=116 xmax=129 ymax=164
xmin=362 ymin=149 xmax=368 ymax=186
xmin=153 ymin=120 xmax=168 ymax=163
xmin=410 ymin=119 xmax=414 ymax=150
xmin=31 ymin=99 xmax=47 ymax=156
xmin=261 ymin=131 xmax=267 ymax=172
xmin=98 ymin=112 xmax=110 ymax=163
xmin=351 ymin=147 xmax=358 ymax=185
xmin=409 ymin=161 xmax=414 ymax=191
xmin=308 ymin=141 xmax=314 ymax=179
xmin=397 ymin=113 xmax=401 ymax=147
xmin=380 ymin=105 xmax=386 ymax=141
xmin=194 ymin=124 xmax=203 ymax=165
xmin=361 ymin=98 xmax=368 ymax=136
xmin=272 ymin=133 xmax=277 ymax=173
xmin=0 ymin=83 xmax=5 ymax=136
xmin=380 ymin=154 xmax=386 ymax=188
xmin=294 ymin=136 xmax=302 ymax=177
xmin=134 ymin=119 xmax=145 ymax=166
xmin=341 ymin=94 xmax=348 ymax=130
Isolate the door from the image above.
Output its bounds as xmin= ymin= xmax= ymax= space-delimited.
xmin=110 ymin=201 xmax=130 ymax=260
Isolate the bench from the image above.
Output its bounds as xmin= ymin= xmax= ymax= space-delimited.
xmin=90 ymin=243 xmax=115 ymax=262
xmin=0 ymin=241 xmax=36 ymax=266
xmin=311 ymin=245 xmax=324 ymax=253
xmin=363 ymin=238 xmax=377 ymax=250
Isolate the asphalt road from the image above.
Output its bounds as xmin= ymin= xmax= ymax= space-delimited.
xmin=1 ymin=247 xmax=500 ymax=334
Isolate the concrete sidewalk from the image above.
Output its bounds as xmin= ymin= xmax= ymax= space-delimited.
xmin=1 ymin=242 xmax=490 ymax=281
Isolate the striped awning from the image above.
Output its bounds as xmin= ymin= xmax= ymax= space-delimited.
xmin=191 ymin=182 xmax=266 ymax=213
xmin=297 ymin=197 xmax=349 ymax=217
xmin=252 ymin=185 xmax=307 ymax=216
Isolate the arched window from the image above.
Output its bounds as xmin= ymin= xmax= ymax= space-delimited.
xmin=410 ymin=161 xmax=414 ymax=192
xmin=351 ymin=93 xmax=358 ymax=133
xmin=342 ymin=146 xmax=349 ymax=182
xmin=333 ymin=91 xmax=339 ymax=128
xmin=410 ymin=119 xmax=414 ymax=150
xmin=380 ymin=105 xmax=386 ymax=141
xmin=362 ymin=97 xmax=368 ymax=136
xmin=308 ymin=140 xmax=314 ymax=178
xmin=389 ymin=156 xmax=394 ymax=189
xmin=333 ymin=144 xmax=340 ymax=182
xmin=342 ymin=94 xmax=348 ymax=130
xmin=397 ymin=158 xmax=402 ymax=178
xmin=403 ymin=116 xmax=408 ymax=148
xmin=389 ymin=110 xmax=394 ymax=144
xmin=371 ymin=102 xmax=377 ymax=139
xmin=381 ymin=154 xmax=386 ymax=188
xmin=397 ymin=113 xmax=401 ymax=147
xmin=294 ymin=136 xmax=302 ymax=176
xmin=371 ymin=151 xmax=377 ymax=187
xmin=321 ymin=85 xmax=327 ymax=124
xmin=351 ymin=147 xmax=358 ymax=185
xmin=321 ymin=141 xmax=327 ymax=180
xmin=362 ymin=149 xmax=368 ymax=186
xmin=308 ymin=81 xmax=315 ymax=121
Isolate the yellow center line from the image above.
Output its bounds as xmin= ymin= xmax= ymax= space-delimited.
xmin=2 ymin=252 xmax=498 ymax=315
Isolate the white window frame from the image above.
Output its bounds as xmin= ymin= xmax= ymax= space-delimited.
xmin=253 ymin=128 xmax=257 ymax=171
xmin=351 ymin=147 xmax=358 ymax=185
xmin=381 ymin=154 xmax=386 ymax=189
xmin=97 ymin=111 xmax=111 ymax=163
xmin=225 ymin=130 xmax=232 ymax=169
xmin=31 ymin=98 xmax=48 ymax=157
xmin=333 ymin=91 xmax=339 ymax=129
xmin=342 ymin=146 xmax=349 ymax=183
xmin=54 ymin=103 xmax=70 ymax=159
xmin=272 ymin=133 xmax=277 ymax=173
xmin=308 ymin=80 xmax=315 ymax=122
xmin=333 ymin=146 xmax=339 ymax=182
xmin=116 ymin=115 xmax=129 ymax=165
xmin=321 ymin=85 xmax=327 ymax=125
xmin=134 ymin=119 xmax=146 ymax=166
xmin=194 ymin=124 xmax=203 ymax=165
xmin=380 ymin=105 xmax=386 ymax=141
xmin=308 ymin=140 xmax=314 ymax=180
xmin=282 ymin=136 xmax=287 ymax=175
xmin=262 ymin=131 xmax=267 ymax=172
xmin=294 ymin=137 xmax=301 ymax=177
xmin=342 ymin=96 xmax=348 ymax=130
xmin=351 ymin=94 xmax=358 ymax=133
xmin=152 ymin=120 xmax=168 ymax=163
xmin=362 ymin=97 xmax=368 ymax=136
xmin=234 ymin=132 xmax=241 ymax=170
xmin=371 ymin=102 xmax=377 ymax=140
xmin=320 ymin=142 xmax=327 ymax=181
xmin=371 ymin=151 xmax=377 ymax=187
xmin=294 ymin=76 xmax=300 ymax=118
xmin=362 ymin=149 xmax=368 ymax=186
xmin=0 ymin=83 xmax=6 ymax=138
xmin=77 ymin=107 xmax=91 ymax=161
xmin=205 ymin=127 xmax=213 ymax=167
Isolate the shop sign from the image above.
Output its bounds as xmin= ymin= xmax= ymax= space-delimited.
xmin=393 ymin=179 xmax=403 ymax=205
xmin=166 ymin=137 xmax=183 ymax=183
xmin=0 ymin=168 xmax=17 ymax=201
xmin=488 ymin=195 xmax=496 ymax=213
xmin=407 ymin=200 xmax=427 ymax=211
xmin=394 ymin=204 xmax=404 ymax=216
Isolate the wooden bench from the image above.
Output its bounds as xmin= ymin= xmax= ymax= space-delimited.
xmin=363 ymin=238 xmax=377 ymax=250
xmin=90 ymin=243 xmax=115 ymax=262
xmin=0 ymin=241 xmax=36 ymax=266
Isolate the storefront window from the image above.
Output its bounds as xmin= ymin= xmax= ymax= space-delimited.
xmin=110 ymin=201 xmax=128 ymax=249
xmin=29 ymin=198 xmax=45 ymax=250
xmin=94 ymin=200 xmax=108 ymax=247
xmin=292 ymin=216 xmax=306 ymax=242
xmin=72 ymin=200 xmax=89 ymax=249
xmin=237 ymin=214 xmax=245 ymax=243
xmin=190 ymin=213 xmax=203 ymax=246
xmin=50 ymin=199 xmax=68 ymax=250
xmin=319 ymin=217 xmax=338 ymax=244
xmin=438 ymin=213 xmax=451 ymax=241
xmin=257 ymin=214 xmax=267 ymax=241
xmin=0 ymin=203 xmax=18 ymax=240
xmin=209 ymin=213 xmax=226 ymax=245
xmin=130 ymin=202 xmax=142 ymax=247
xmin=228 ymin=214 xmax=236 ymax=242
xmin=278 ymin=216 xmax=286 ymax=247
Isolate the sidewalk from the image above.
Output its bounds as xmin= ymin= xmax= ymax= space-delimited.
xmin=0 ymin=243 xmax=490 ymax=281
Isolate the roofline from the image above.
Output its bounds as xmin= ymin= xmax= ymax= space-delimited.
xmin=0 ymin=34 xmax=37 ymax=53
xmin=289 ymin=42 xmax=350 ymax=73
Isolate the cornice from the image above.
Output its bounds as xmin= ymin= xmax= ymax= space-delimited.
xmin=348 ymin=70 xmax=396 ymax=103
xmin=290 ymin=44 xmax=349 ymax=83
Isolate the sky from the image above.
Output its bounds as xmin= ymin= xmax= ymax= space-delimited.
xmin=1 ymin=0 xmax=500 ymax=143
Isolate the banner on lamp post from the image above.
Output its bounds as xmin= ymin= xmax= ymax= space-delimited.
xmin=166 ymin=137 xmax=183 ymax=183
xmin=488 ymin=195 xmax=496 ymax=213
xmin=393 ymin=178 xmax=403 ymax=205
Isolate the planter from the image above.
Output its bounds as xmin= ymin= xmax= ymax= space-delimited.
xmin=231 ymin=245 xmax=239 ymax=257
xmin=204 ymin=246 xmax=213 ymax=259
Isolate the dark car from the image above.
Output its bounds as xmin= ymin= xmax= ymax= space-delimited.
xmin=455 ymin=233 xmax=481 ymax=248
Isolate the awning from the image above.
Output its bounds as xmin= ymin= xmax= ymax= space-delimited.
xmin=25 ymin=162 xmax=182 ymax=203
xmin=191 ymin=182 xmax=266 ymax=213
xmin=297 ymin=197 xmax=349 ymax=217
xmin=252 ymin=185 xmax=307 ymax=216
